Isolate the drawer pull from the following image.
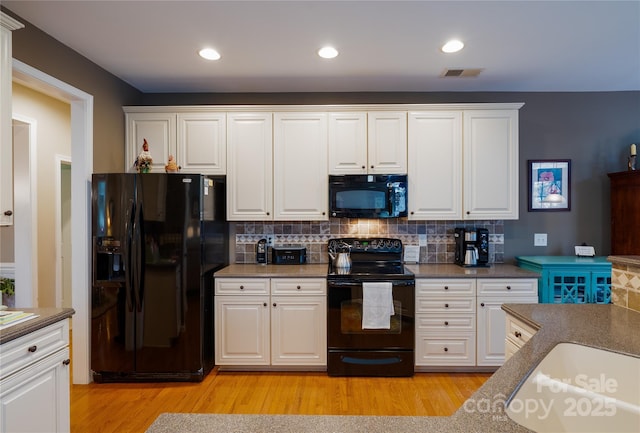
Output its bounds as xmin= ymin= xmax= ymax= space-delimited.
xmin=297 ymin=285 xmax=301 ymax=290
xmin=263 ymin=302 xmax=267 ymax=307
xmin=514 ymin=331 xmax=522 ymax=338
xmin=273 ymin=302 xmax=277 ymax=307
xmin=240 ymin=285 xmax=244 ymax=290
xmin=28 ymin=345 xmax=37 ymax=353
xmin=506 ymin=286 xmax=511 ymax=290
xmin=480 ymin=302 xmax=485 ymax=307
xmin=444 ymin=321 xmax=449 ymax=326
xmin=62 ymin=359 xmax=71 ymax=366
xmin=444 ymin=286 xmax=449 ymax=290
xmin=444 ymin=347 xmax=449 ymax=352
xmin=444 ymin=303 xmax=449 ymax=308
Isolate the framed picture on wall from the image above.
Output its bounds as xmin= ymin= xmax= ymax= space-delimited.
xmin=528 ymin=159 xmax=571 ymax=211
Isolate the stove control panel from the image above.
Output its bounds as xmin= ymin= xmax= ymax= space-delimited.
xmin=329 ymin=237 xmax=403 ymax=254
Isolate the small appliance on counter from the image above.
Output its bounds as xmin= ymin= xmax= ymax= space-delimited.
xmin=256 ymin=238 xmax=267 ymax=263
xmin=271 ymin=245 xmax=307 ymax=265
xmin=454 ymin=227 xmax=489 ymax=267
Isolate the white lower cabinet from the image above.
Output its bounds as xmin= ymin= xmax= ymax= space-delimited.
xmin=504 ymin=312 xmax=539 ymax=362
xmin=476 ymin=279 xmax=538 ymax=366
xmin=415 ymin=278 xmax=538 ymax=369
xmin=0 ymin=319 xmax=71 ymax=433
xmin=415 ymin=279 xmax=477 ymax=367
xmin=215 ymin=278 xmax=326 ymax=368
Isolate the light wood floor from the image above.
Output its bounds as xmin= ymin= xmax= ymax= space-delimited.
xmin=70 ymin=368 xmax=491 ymax=433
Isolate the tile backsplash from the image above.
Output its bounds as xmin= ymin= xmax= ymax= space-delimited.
xmin=234 ymin=219 xmax=504 ymax=264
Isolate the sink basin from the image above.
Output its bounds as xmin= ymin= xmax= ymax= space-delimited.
xmin=506 ymin=343 xmax=640 ymax=433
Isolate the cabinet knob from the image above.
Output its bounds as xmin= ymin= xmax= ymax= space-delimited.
xmin=296 ymin=285 xmax=301 ymax=290
xmin=444 ymin=347 xmax=449 ymax=352
xmin=444 ymin=303 xmax=449 ymax=308
xmin=480 ymin=302 xmax=485 ymax=307
xmin=273 ymin=302 xmax=277 ymax=307
xmin=322 ymin=212 xmax=326 ymax=216
xmin=266 ymin=212 xmax=270 ymax=216
xmin=3 ymin=210 xmax=12 ymax=216
xmin=514 ymin=331 xmax=522 ymax=338
xmin=506 ymin=286 xmax=511 ymax=290
xmin=239 ymin=285 xmax=244 ymax=290
xmin=410 ymin=211 xmax=414 ymax=215
xmin=28 ymin=345 xmax=37 ymax=353
xmin=370 ymin=165 xmax=374 ymax=169
xmin=444 ymin=321 xmax=449 ymax=326
xmin=62 ymin=359 xmax=71 ymax=366
xmin=444 ymin=286 xmax=449 ymax=290
xmin=263 ymin=302 xmax=267 ymax=307
xmin=361 ymin=165 xmax=366 ymax=169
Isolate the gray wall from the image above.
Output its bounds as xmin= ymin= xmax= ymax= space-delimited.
xmin=5 ymin=6 xmax=640 ymax=263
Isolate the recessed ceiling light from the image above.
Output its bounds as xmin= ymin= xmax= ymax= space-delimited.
xmin=441 ymin=39 xmax=464 ymax=54
xmin=199 ymin=48 xmax=221 ymax=61
xmin=318 ymin=46 xmax=339 ymax=59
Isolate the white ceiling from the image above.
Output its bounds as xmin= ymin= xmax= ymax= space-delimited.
xmin=4 ymin=0 xmax=640 ymax=93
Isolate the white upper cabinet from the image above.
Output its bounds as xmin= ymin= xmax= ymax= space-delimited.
xmin=328 ymin=112 xmax=368 ymax=174
xmin=226 ymin=112 xmax=273 ymax=221
xmin=408 ymin=107 xmax=521 ymax=220
xmin=273 ymin=112 xmax=328 ymax=220
xmin=463 ymin=110 xmax=519 ymax=220
xmin=177 ymin=112 xmax=226 ymax=174
xmin=125 ymin=110 xmax=226 ymax=174
xmin=408 ymin=111 xmax=462 ymax=220
xmin=328 ymin=111 xmax=407 ymax=174
xmin=125 ymin=112 xmax=176 ymax=173
xmin=367 ymin=112 xmax=407 ymax=174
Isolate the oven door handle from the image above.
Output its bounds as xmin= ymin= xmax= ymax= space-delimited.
xmin=328 ymin=279 xmax=415 ymax=288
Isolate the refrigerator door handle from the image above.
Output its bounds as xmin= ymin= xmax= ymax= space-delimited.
xmin=136 ymin=206 xmax=145 ymax=312
xmin=125 ymin=200 xmax=136 ymax=312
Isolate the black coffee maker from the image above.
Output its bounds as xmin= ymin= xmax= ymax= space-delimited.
xmin=454 ymin=228 xmax=489 ymax=267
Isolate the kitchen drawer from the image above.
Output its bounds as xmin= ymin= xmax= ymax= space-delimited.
xmin=504 ymin=337 xmax=520 ymax=361
xmin=415 ymin=333 xmax=476 ymax=366
xmin=215 ymin=278 xmax=270 ymax=295
xmin=416 ymin=313 xmax=475 ymax=332
xmin=416 ymin=279 xmax=476 ymax=297
xmin=0 ymin=319 xmax=70 ymax=379
xmin=477 ymin=279 xmax=537 ymax=296
xmin=505 ymin=314 xmax=538 ymax=348
xmin=416 ymin=297 xmax=475 ymax=314
xmin=271 ymin=278 xmax=326 ymax=295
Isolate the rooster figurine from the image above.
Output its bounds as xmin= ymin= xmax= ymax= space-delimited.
xmin=135 ymin=138 xmax=153 ymax=173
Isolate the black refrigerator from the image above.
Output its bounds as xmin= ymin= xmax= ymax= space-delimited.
xmin=90 ymin=173 xmax=228 ymax=382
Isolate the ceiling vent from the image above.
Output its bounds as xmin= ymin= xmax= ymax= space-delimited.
xmin=441 ymin=68 xmax=484 ymax=78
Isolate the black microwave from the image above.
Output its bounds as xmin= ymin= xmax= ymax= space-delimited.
xmin=329 ymin=174 xmax=408 ymax=218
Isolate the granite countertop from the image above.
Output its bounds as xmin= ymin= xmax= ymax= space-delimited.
xmin=214 ymin=263 xmax=539 ymax=279
xmin=0 ymin=307 xmax=75 ymax=344
xmin=147 ymin=304 xmax=640 ymax=433
xmin=406 ymin=263 xmax=540 ymax=279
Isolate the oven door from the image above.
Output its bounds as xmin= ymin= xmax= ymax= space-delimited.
xmin=328 ymin=278 xmax=414 ymax=349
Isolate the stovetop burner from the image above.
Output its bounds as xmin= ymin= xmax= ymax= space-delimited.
xmin=327 ymin=237 xmax=414 ymax=281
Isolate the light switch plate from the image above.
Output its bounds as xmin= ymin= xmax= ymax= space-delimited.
xmin=404 ymin=246 xmax=420 ymax=263
xmin=534 ymin=233 xmax=547 ymax=246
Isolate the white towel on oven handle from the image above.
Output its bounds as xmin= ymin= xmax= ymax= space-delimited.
xmin=362 ymin=282 xmax=394 ymax=329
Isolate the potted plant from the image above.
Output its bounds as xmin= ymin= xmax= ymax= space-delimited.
xmin=0 ymin=277 xmax=15 ymax=307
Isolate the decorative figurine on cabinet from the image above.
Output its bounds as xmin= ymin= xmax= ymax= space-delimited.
xmin=165 ymin=155 xmax=180 ymax=173
xmin=135 ymin=138 xmax=153 ymax=173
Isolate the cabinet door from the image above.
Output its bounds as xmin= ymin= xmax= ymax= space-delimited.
xmin=177 ymin=112 xmax=226 ymax=174
xmin=408 ymin=111 xmax=462 ymax=220
xmin=271 ymin=295 xmax=327 ymax=366
xmin=273 ymin=113 xmax=328 ymax=220
xmin=463 ymin=110 xmax=519 ymax=219
xmin=590 ymin=272 xmax=612 ymax=304
xmin=215 ymin=295 xmax=270 ymax=365
xmin=328 ymin=112 xmax=367 ymax=174
xmin=0 ymin=348 xmax=70 ymax=433
xmin=226 ymin=112 xmax=273 ymax=220
xmin=367 ymin=112 xmax=407 ymax=174
xmin=125 ymin=112 xmax=176 ymax=172
xmin=476 ymin=298 xmax=508 ymax=366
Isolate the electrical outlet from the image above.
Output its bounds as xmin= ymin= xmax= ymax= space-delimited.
xmin=534 ymin=233 xmax=547 ymax=247
xmin=418 ymin=234 xmax=427 ymax=247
